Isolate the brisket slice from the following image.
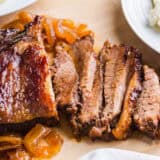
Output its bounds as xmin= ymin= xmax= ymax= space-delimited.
xmin=69 ymin=36 xmax=102 ymax=136
xmin=101 ymin=43 xmax=132 ymax=131
xmin=112 ymin=48 xmax=143 ymax=139
xmin=53 ymin=41 xmax=79 ymax=110
xmin=89 ymin=43 xmax=140 ymax=139
xmin=134 ymin=65 xmax=160 ymax=137
xmin=0 ymin=16 xmax=58 ymax=133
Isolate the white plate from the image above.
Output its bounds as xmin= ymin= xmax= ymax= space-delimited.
xmin=0 ymin=0 xmax=37 ymax=16
xmin=121 ymin=0 xmax=160 ymax=53
xmin=80 ymin=148 xmax=160 ymax=160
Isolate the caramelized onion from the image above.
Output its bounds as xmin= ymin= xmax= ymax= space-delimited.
xmin=2 ymin=20 xmax=24 ymax=30
xmin=0 ymin=135 xmax=22 ymax=151
xmin=24 ymin=124 xmax=63 ymax=158
xmin=53 ymin=19 xmax=77 ymax=43
xmin=18 ymin=12 xmax=33 ymax=24
xmin=2 ymin=12 xmax=93 ymax=45
xmin=42 ymin=17 xmax=56 ymax=52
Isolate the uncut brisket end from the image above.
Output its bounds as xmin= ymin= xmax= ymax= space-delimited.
xmin=0 ymin=16 xmax=58 ymax=132
xmin=134 ymin=65 xmax=160 ymax=137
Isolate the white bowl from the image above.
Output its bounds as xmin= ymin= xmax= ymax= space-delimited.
xmin=121 ymin=0 xmax=160 ymax=53
xmin=0 ymin=0 xmax=37 ymax=16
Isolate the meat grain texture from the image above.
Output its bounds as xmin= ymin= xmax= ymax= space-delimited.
xmin=0 ymin=15 xmax=160 ymax=141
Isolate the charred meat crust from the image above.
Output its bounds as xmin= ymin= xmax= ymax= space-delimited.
xmin=0 ymin=29 xmax=18 ymax=42
xmin=0 ymin=16 xmax=58 ymax=131
xmin=0 ymin=16 xmax=42 ymax=53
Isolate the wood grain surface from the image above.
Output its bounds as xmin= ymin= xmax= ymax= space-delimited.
xmin=0 ymin=0 xmax=160 ymax=159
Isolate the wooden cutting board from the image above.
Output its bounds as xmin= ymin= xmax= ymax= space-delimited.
xmin=1 ymin=0 xmax=160 ymax=159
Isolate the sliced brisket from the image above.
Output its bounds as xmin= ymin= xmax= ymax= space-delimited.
xmin=1 ymin=16 xmax=159 ymax=141
xmin=69 ymin=36 xmax=102 ymax=136
xmin=112 ymin=48 xmax=143 ymax=139
xmin=134 ymin=65 xmax=160 ymax=137
xmin=89 ymin=43 xmax=142 ymax=139
xmin=53 ymin=41 xmax=79 ymax=109
xmin=102 ymin=44 xmax=134 ymax=129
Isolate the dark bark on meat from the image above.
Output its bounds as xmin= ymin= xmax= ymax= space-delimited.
xmin=0 ymin=16 xmax=58 ymax=132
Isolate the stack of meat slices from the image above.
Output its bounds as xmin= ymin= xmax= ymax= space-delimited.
xmin=0 ymin=15 xmax=160 ymax=141
xmin=53 ymin=36 xmax=102 ymax=137
xmin=53 ymin=35 xmax=160 ymax=140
